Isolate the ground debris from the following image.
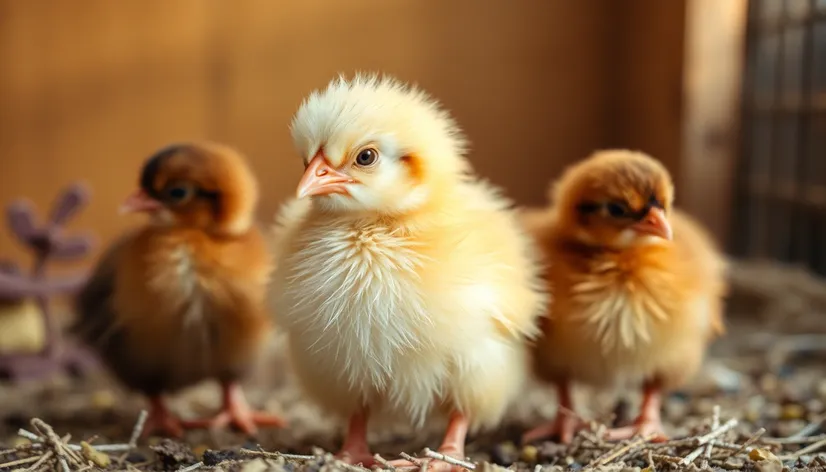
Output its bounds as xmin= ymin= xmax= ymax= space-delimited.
xmin=2 ymin=261 xmax=826 ymax=471
xmin=151 ymin=438 xmax=198 ymax=468
xmin=203 ymin=448 xmax=244 ymax=466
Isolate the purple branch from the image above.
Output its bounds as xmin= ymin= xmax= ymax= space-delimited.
xmin=49 ymin=183 xmax=90 ymax=227
xmin=0 ymin=272 xmax=87 ymax=300
xmin=6 ymin=201 xmax=37 ymax=245
xmin=51 ymin=235 xmax=94 ymax=260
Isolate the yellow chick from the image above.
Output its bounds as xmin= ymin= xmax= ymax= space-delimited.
xmin=270 ymin=74 xmax=547 ymax=469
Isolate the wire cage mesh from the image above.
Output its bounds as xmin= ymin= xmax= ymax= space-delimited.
xmin=733 ymin=0 xmax=826 ymax=274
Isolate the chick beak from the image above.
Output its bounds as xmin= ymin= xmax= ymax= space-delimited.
xmin=296 ymin=153 xmax=355 ymax=199
xmin=119 ymin=189 xmax=163 ymax=214
xmin=632 ymin=207 xmax=673 ymax=241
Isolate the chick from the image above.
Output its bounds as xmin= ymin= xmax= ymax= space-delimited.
xmin=72 ymin=142 xmax=285 ymax=438
xmin=270 ymin=75 xmax=547 ymax=469
xmin=522 ymin=150 xmax=726 ymax=444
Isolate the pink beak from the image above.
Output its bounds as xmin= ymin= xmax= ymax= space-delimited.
xmin=119 ymin=189 xmax=163 ymax=214
xmin=631 ymin=207 xmax=673 ymax=240
xmin=296 ymin=153 xmax=356 ymax=199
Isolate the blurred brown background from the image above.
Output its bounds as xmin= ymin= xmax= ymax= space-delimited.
xmin=0 ymin=0 xmax=745 ymax=268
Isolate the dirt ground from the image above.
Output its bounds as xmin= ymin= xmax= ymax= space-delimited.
xmin=1 ymin=261 xmax=826 ymax=471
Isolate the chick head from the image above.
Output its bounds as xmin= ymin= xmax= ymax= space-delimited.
xmin=120 ymin=141 xmax=258 ymax=236
xmin=552 ymin=149 xmax=674 ymax=248
xmin=289 ymin=73 xmax=469 ymax=215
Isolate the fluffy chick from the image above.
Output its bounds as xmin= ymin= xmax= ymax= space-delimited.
xmin=270 ymin=75 xmax=547 ymax=469
xmin=72 ymin=142 xmax=285 ymax=438
xmin=522 ymin=150 xmax=727 ymax=444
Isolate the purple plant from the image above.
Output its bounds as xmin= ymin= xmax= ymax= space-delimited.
xmin=0 ymin=183 xmax=98 ymax=380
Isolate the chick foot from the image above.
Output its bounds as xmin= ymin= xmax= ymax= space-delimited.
xmin=522 ymin=412 xmax=580 ymax=444
xmin=389 ymin=412 xmax=470 ymax=472
xmin=336 ymin=448 xmax=376 ymax=468
xmin=143 ymin=396 xmax=185 ymax=438
xmin=522 ymin=380 xmax=580 ymax=444
xmin=603 ymin=382 xmax=667 ymax=442
xmin=389 ymin=445 xmax=467 ymax=472
xmin=181 ymin=382 xmax=286 ymax=436
xmin=335 ymin=410 xmax=376 ymax=467
xmin=603 ymin=418 xmax=668 ymax=442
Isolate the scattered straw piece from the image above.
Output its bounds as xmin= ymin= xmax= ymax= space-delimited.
xmin=694 ymin=418 xmax=738 ymax=446
xmin=177 ymin=461 xmax=204 ymax=472
xmin=239 ymin=448 xmax=315 ymax=461
xmin=334 ymin=460 xmax=372 ymax=472
xmin=423 ymin=448 xmax=476 ymax=470
xmin=93 ymin=443 xmax=133 ymax=452
xmin=590 ymin=434 xmax=655 ymax=467
xmin=778 ymin=437 xmax=826 ymax=461
xmin=0 ymin=453 xmax=44 ymax=469
xmin=713 ymin=441 xmax=761 ymax=453
xmin=18 ymin=428 xmax=41 ymax=443
xmin=31 ymin=418 xmax=82 ymax=467
xmin=400 ymin=452 xmax=424 ymax=466
xmin=787 ymin=416 xmax=824 ymax=439
xmin=762 ymin=433 xmax=826 ymax=444
xmin=129 ymin=409 xmax=149 ymax=448
xmin=4 ymin=414 xmax=149 ymax=472
xmin=681 ymin=418 xmax=739 ymax=466
xmin=374 ymin=453 xmax=397 ymax=471
xmin=29 ymin=451 xmax=54 ymax=470
xmin=702 ymin=405 xmax=722 ymax=467
xmin=726 ymin=427 xmax=766 ymax=458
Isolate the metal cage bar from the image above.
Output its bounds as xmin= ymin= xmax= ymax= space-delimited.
xmin=732 ymin=0 xmax=826 ymax=274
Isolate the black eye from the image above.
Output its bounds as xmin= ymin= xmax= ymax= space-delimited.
xmin=355 ymin=148 xmax=378 ymax=167
xmin=165 ymin=184 xmax=193 ymax=203
xmin=606 ymin=202 xmax=628 ymax=218
xmin=649 ymin=195 xmax=663 ymax=209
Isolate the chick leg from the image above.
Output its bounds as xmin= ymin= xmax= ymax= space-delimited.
xmin=434 ymin=411 xmax=469 ymax=458
xmin=336 ymin=409 xmax=376 ymax=466
xmin=389 ymin=412 xmax=470 ymax=472
xmin=603 ymin=381 xmax=667 ymax=442
xmin=181 ymin=382 xmax=287 ymax=435
xmin=522 ymin=380 xmax=579 ymax=444
xmin=142 ymin=396 xmax=184 ymax=439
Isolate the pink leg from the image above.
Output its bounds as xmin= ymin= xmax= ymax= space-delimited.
xmin=522 ymin=380 xmax=580 ymax=444
xmin=181 ymin=382 xmax=287 ymax=435
xmin=603 ymin=382 xmax=667 ymax=442
xmin=336 ymin=409 xmax=376 ymax=467
xmin=390 ymin=412 xmax=471 ymax=471
xmin=142 ymin=396 xmax=184 ymax=439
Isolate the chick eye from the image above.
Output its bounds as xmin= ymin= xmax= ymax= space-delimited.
xmin=165 ymin=184 xmax=194 ymax=203
xmin=605 ymin=202 xmax=629 ymax=218
xmin=355 ymin=148 xmax=378 ymax=167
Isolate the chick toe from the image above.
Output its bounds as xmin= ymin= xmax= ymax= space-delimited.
xmin=142 ymin=396 xmax=185 ymax=439
xmin=603 ymin=385 xmax=668 ymax=442
xmin=522 ymin=412 xmax=580 ymax=445
xmin=181 ymin=382 xmax=286 ymax=435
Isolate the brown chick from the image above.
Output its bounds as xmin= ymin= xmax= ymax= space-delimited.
xmin=72 ymin=142 xmax=285 ymax=438
xmin=522 ymin=149 xmax=727 ymax=444
xmin=270 ymin=75 xmax=547 ymax=470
